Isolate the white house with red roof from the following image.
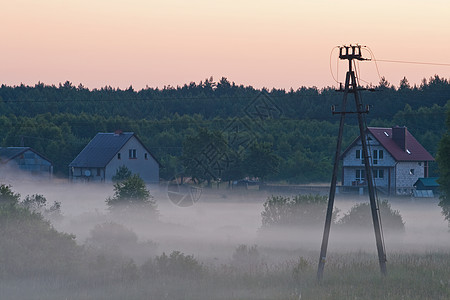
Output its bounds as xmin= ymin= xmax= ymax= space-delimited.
xmin=341 ymin=126 xmax=434 ymax=196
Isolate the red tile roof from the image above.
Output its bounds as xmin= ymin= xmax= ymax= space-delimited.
xmin=367 ymin=127 xmax=434 ymax=162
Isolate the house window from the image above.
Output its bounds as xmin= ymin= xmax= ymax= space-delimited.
xmin=129 ymin=149 xmax=137 ymax=159
xmin=410 ymin=169 xmax=415 ymax=175
xmin=97 ymin=168 xmax=101 ymax=176
xmin=373 ymin=150 xmax=383 ymax=164
xmin=356 ymin=169 xmax=365 ymax=182
xmin=356 ymin=149 xmax=364 ymax=164
xmin=373 ymin=169 xmax=384 ymax=179
xmin=117 ymin=153 xmax=121 ymax=160
xmin=144 ymin=153 xmax=148 ymax=160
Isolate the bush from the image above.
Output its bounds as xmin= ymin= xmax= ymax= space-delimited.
xmin=112 ymin=165 xmax=132 ymax=182
xmin=106 ymin=174 xmax=157 ymax=214
xmin=231 ymin=244 xmax=262 ymax=274
xmin=86 ymin=222 xmax=157 ymax=262
xmin=21 ymin=194 xmax=62 ymax=220
xmin=261 ymin=194 xmax=337 ymax=228
xmin=0 ymin=185 xmax=81 ymax=278
xmin=338 ymin=200 xmax=405 ymax=232
xmin=0 ymin=184 xmax=20 ymax=206
xmin=148 ymin=251 xmax=203 ymax=277
xmin=292 ymin=256 xmax=311 ymax=281
xmin=87 ymin=222 xmax=139 ymax=250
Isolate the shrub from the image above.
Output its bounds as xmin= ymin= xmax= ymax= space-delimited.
xmin=338 ymin=200 xmax=405 ymax=232
xmin=87 ymin=222 xmax=139 ymax=250
xmin=86 ymin=222 xmax=157 ymax=262
xmin=0 ymin=185 xmax=81 ymax=278
xmin=231 ymin=244 xmax=262 ymax=274
xmin=292 ymin=256 xmax=311 ymax=281
xmin=106 ymin=174 xmax=157 ymax=214
xmin=21 ymin=194 xmax=62 ymax=220
xmin=261 ymin=194 xmax=337 ymax=228
xmin=153 ymin=251 xmax=203 ymax=276
xmin=112 ymin=165 xmax=132 ymax=182
xmin=0 ymin=184 xmax=20 ymax=206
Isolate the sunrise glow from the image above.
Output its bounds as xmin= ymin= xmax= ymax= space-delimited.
xmin=1 ymin=0 xmax=449 ymax=89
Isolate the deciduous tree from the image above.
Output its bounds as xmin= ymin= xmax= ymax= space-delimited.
xmin=437 ymin=104 xmax=450 ymax=222
xmin=106 ymin=174 xmax=157 ymax=213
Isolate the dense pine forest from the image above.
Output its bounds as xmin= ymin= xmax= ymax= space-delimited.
xmin=1 ymin=75 xmax=449 ymax=182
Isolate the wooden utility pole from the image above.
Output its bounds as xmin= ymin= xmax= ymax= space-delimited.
xmin=317 ymin=45 xmax=387 ymax=282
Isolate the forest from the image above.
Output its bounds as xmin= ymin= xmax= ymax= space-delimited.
xmin=0 ymin=75 xmax=449 ymax=183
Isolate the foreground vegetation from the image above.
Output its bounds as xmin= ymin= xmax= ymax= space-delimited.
xmin=1 ymin=184 xmax=449 ymax=299
xmin=1 ymin=247 xmax=449 ymax=300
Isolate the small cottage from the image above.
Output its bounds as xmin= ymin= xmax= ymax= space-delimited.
xmin=413 ymin=177 xmax=439 ymax=197
xmin=0 ymin=147 xmax=53 ymax=178
xmin=69 ymin=131 xmax=160 ymax=183
xmin=341 ymin=126 xmax=434 ymax=196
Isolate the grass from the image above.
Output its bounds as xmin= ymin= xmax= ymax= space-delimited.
xmin=1 ymin=250 xmax=449 ymax=300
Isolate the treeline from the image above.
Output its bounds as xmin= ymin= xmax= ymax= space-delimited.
xmin=0 ymin=76 xmax=449 ymax=182
xmin=1 ymin=76 xmax=449 ymax=121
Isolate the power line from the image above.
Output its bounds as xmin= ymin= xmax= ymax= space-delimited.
xmin=373 ymin=59 xmax=450 ymax=67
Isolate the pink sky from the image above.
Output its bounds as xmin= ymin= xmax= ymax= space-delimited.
xmin=1 ymin=0 xmax=449 ymax=90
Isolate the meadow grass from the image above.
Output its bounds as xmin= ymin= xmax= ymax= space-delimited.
xmin=1 ymin=250 xmax=449 ymax=299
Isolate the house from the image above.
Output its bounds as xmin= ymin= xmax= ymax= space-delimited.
xmin=341 ymin=126 xmax=434 ymax=196
xmin=69 ymin=131 xmax=160 ymax=183
xmin=0 ymin=147 xmax=53 ymax=178
xmin=413 ymin=177 xmax=439 ymax=197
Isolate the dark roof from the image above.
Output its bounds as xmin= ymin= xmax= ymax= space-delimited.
xmin=0 ymin=147 xmax=29 ymax=161
xmin=414 ymin=177 xmax=439 ymax=188
xmin=69 ymin=132 xmax=160 ymax=168
xmin=342 ymin=127 xmax=434 ymax=162
xmin=69 ymin=132 xmax=134 ymax=168
xmin=0 ymin=147 xmax=52 ymax=164
xmin=367 ymin=127 xmax=434 ymax=161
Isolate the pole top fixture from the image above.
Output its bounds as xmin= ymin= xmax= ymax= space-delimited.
xmin=339 ymin=44 xmax=368 ymax=61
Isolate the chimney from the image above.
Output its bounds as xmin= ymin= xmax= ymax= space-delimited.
xmin=392 ymin=126 xmax=407 ymax=151
xmin=114 ymin=130 xmax=123 ymax=136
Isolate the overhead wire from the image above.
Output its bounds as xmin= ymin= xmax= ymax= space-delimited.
xmin=329 ymin=46 xmax=341 ymax=87
xmin=362 ymin=46 xmax=382 ymax=82
xmin=354 ymin=60 xmax=373 ymax=86
xmin=373 ymin=59 xmax=450 ymax=67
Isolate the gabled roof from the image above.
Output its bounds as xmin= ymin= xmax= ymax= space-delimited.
xmin=69 ymin=132 xmax=160 ymax=168
xmin=0 ymin=147 xmax=52 ymax=164
xmin=342 ymin=127 xmax=434 ymax=162
xmin=414 ymin=177 xmax=439 ymax=188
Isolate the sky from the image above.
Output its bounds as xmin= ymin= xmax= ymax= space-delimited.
xmin=1 ymin=0 xmax=449 ymax=90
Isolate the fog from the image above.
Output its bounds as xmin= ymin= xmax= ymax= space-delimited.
xmin=3 ymin=177 xmax=450 ymax=299
xmin=10 ymin=179 xmax=450 ymax=260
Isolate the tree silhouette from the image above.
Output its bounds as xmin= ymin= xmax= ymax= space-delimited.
xmin=106 ymin=174 xmax=157 ymax=213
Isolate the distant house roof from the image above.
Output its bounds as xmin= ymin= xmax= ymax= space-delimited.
xmin=0 ymin=147 xmax=52 ymax=164
xmin=414 ymin=177 xmax=439 ymax=188
xmin=342 ymin=127 xmax=434 ymax=162
xmin=69 ymin=132 xmax=160 ymax=168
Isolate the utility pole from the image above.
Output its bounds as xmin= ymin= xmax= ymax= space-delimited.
xmin=317 ymin=45 xmax=387 ymax=282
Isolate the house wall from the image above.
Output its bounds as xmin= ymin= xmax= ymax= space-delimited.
xmin=395 ymin=161 xmax=425 ymax=195
xmin=70 ymin=167 xmax=105 ymax=182
xmin=342 ymin=133 xmax=395 ymax=188
xmin=105 ymin=136 xmax=159 ymax=183
xmin=6 ymin=150 xmax=52 ymax=177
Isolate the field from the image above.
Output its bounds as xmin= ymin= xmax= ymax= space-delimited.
xmin=1 ymin=181 xmax=449 ymax=299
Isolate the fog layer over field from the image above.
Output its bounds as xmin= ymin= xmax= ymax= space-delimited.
xmin=11 ymin=180 xmax=449 ymax=261
xmin=3 ymin=178 xmax=450 ymax=300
